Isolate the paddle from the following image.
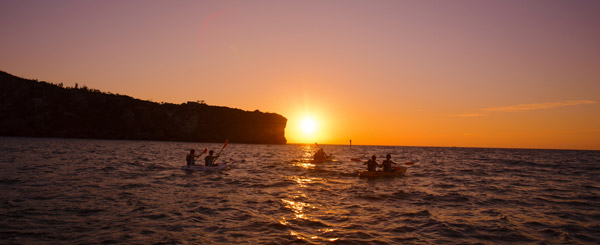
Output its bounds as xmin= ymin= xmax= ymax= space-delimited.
xmin=315 ymin=142 xmax=321 ymax=150
xmin=212 ymin=139 xmax=229 ymax=165
xmin=314 ymin=142 xmax=331 ymax=159
xmin=218 ymin=139 xmax=228 ymax=155
xmin=187 ymin=148 xmax=207 ymax=156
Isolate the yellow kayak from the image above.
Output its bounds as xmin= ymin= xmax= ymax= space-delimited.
xmin=359 ymin=166 xmax=407 ymax=177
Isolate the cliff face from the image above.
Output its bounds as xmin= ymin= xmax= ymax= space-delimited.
xmin=0 ymin=71 xmax=287 ymax=144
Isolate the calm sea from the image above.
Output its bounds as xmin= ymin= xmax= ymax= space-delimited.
xmin=1 ymin=137 xmax=598 ymax=244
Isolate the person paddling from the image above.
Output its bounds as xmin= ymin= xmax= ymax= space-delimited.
xmin=186 ymin=149 xmax=204 ymax=166
xmin=204 ymin=150 xmax=220 ymax=166
xmin=313 ymin=148 xmax=328 ymax=161
xmin=381 ymin=153 xmax=398 ymax=172
xmin=364 ymin=155 xmax=381 ymax=172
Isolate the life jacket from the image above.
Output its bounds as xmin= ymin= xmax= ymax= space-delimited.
xmin=205 ymin=155 xmax=214 ymax=166
xmin=382 ymin=160 xmax=392 ymax=171
xmin=367 ymin=160 xmax=378 ymax=171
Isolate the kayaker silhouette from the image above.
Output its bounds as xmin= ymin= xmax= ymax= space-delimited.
xmin=204 ymin=150 xmax=220 ymax=166
xmin=186 ymin=148 xmax=207 ymax=166
xmin=381 ymin=153 xmax=398 ymax=172
xmin=313 ymin=148 xmax=328 ymax=161
xmin=364 ymin=155 xmax=381 ymax=171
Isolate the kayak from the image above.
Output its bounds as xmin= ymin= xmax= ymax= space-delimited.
xmin=359 ymin=166 xmax=407 ymax=177
xmin=181 ymin=164 xmax=228 ymax=171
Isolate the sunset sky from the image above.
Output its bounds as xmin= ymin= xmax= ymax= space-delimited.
xmin=1 ymin=1 xmax=599 ymax=150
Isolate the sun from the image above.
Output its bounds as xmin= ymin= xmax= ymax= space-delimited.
xmin=286 ymin=111 xmax=327 ymax=144
xmin=300 ymin=117 xmax=317 ymax=135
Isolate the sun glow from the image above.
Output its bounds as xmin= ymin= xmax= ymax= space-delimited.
xmin=300 ymin=117 xmax=317 ymax=134
xmin=285 ymin=104 xmax=335 ymax=144
xmin=286 ymin=114 xmax=323 ymax=144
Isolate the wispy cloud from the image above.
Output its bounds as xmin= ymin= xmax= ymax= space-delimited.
xmin=458 ymin=113 xmax=488 ymax=117
xmin=482 ymin=100 xmax=597 ymax=112
xmin=459 ymin=100 xmax=596 ymax=117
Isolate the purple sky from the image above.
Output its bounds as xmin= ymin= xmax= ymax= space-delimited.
xmin=1 ymin=0 xmax=599 ymax=149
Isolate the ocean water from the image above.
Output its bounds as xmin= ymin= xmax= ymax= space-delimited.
xmin=0 ymin=137 xmax=599 ymax=244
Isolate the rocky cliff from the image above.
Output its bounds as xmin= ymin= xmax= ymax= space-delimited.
xmin=0 ymin=71 xmax=287 ymax=144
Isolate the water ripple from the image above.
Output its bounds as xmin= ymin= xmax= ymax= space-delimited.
xmin=0 ymin=137 xmax=599 ymax=243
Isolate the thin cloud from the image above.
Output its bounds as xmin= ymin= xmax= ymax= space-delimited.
xmin=458 ymin=113 xmax=488 ymax=117
xmin=482 ymin=100 xmax=597 ymax=112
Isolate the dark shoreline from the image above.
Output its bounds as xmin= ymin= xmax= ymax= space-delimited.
xmin=0 ymin=70 xmax=287 ymax=144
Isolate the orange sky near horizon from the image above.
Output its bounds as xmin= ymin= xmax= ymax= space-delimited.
xmin=1 ymin=1 xmax=599 ymax=150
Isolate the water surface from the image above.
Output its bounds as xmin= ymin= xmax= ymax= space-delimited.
xmin=1 ymin=137 xmax=599 ymax=243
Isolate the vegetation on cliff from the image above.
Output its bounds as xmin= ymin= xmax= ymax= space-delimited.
xmin=0 ymin=71 xmax=287 ymax=144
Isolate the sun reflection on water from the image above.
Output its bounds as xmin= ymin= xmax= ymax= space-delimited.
xmin=281 ymin=199 xmax=312 ymax=219
xmin=292 ymin=161 xmax=316 ymax=169
xmin=289 ymin=229 xmax=339 ymax=243
xmin=279 ymin=172 xmax=340 ymax=243
xmin=287 ymin=176 xmax=323 ymax=187
xmin=301 ymin=144 xmax=316 ymax=159
xmin=278 ymin=145 xmax=342 ymax=243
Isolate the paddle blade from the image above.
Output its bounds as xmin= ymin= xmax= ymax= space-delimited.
xmin=222 ymin=139 xmax=229 ymax=149
xmin=202 ymin=148 xmax=208 ymax=154
xmin=404 ymin=161 xmax=415 ymax=165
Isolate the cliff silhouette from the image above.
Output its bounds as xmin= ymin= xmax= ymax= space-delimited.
xmin=0 ymin=71 xmax=287 ymax=144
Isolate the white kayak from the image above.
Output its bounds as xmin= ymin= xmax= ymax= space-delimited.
xmin=181 ymin=164 xmax=228 ymax=171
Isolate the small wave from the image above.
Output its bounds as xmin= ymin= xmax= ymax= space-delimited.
xmin=400 ymin=210 xmax=431 ymax=218
xmin=287 ymin=218 xmax=330 ymax=229
xmin=535 ymin=197 xmax=596 ymax=208
xmin=387 ymin=225 xmax=417 ymax=233
xmin=142 ymin=214 xmax=168 ymax=220
xmin=189 ymin=206 xmax=217 ymax=215
xmin=101 ymin=166 xmax=116 ymax=171
xmin=118 ymin=183 xmax=150 ymax=190
xmin=541 ymin=228 xmax=573 ymax=241
xmin=0 ymin=231 xmax=72 ymax=243
xmin=143 ymin=163 xmax=168 ymax=171
xmin=391 ymin=190 xmax=410 ymax=199
xmin=340 ymin=230 xmax=376 ymax=240
xmin=466 ymin=226 xmax=535 ymax=243
xmin=0 ymin=178 xmax=22 ymax=185
xmin=247 ymin=181 xmax=296 ymax=189
xmin=423 ymin=192 xmax=471 ymax=203
xmin=433 ymin=183 xmax=458 ymax=189
xmin=357 ymin=194 xmax=387 ymax=201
